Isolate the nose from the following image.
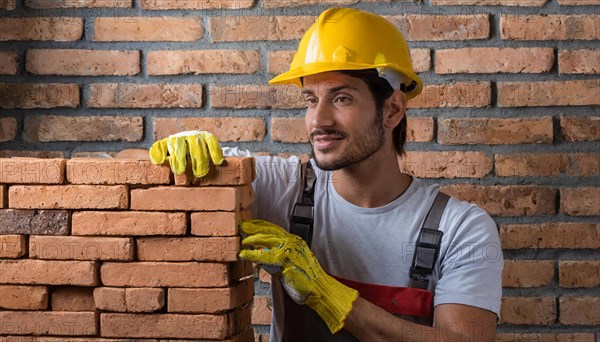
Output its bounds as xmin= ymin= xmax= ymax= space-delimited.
xmin=307 ymin=101 xmax=335 ymax=130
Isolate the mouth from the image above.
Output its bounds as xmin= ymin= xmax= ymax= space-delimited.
xmin=311 ymin=134 xmax=345 ymax=151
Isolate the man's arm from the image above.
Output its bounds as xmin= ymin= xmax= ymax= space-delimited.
xmin=344 ymin=297 xmax=496 ymax=342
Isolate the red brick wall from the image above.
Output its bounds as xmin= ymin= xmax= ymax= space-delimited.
xmin=0 ymin=0 xmax=599 ymax=341
xmin=0 ymin=157 xmax=256 ymax=340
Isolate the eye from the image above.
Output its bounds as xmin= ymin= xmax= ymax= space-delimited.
xmin=333 ymin=95 xmax=352 ymax=104
xmin=304 ymin=96 xmax=318 ymax=107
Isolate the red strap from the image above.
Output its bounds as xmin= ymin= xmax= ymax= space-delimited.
xmin=334 ymin=276 xmax=434 ymax=319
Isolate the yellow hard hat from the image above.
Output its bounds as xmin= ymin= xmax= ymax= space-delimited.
xmin=269 ymin=7 xmax=423 ymax=100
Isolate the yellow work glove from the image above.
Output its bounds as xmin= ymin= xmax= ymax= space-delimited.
xmin=239 ymin=219 xmax=359 ymax=334
xmin=149 ymin=130 xmax=224 ymax=177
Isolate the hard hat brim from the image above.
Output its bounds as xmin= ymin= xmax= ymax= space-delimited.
xmin=268 ymin=61 xmax=423 ymax=100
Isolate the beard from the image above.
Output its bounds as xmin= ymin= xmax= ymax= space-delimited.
xmin=311 ymin=111 xmax=385 ymax=171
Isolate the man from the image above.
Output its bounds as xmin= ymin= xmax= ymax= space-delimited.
xmin=149 ymin=8 xmax=502 ymax=341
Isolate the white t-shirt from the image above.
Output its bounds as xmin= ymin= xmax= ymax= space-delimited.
xmin=225 ymin=148 xmax=504 ymax=341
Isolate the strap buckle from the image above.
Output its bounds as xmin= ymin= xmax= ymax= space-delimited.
xmin=409 ymin=228 xmax=444 ymax=289
xmin=290 ymin=202 xmax=314 ymax=245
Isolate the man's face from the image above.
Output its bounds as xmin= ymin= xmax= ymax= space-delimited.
xmin=302 ymin=71 xmax=385 ymax=171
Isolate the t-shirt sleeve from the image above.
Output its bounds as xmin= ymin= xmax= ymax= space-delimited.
xmin=433 ymin=199 xmax=504 ymax=316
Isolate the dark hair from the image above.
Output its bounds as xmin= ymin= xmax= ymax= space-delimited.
xmin=339 ymin=69 xmax=407 ymax=156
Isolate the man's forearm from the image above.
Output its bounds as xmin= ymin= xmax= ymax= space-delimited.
xmin=343 ymin=297 xmax=497 ymax=342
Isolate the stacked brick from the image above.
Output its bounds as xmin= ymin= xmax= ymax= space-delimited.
xmin=0 ymin=157 xmax=256 ymax=341
xmin=0 ymin=0 xmax=599 ymax=340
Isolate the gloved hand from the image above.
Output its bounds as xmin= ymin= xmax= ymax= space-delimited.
xmin=149 ymin=130 xmax=224 ymax=177
xmin=239 ymin=219 xmax=358 ymax=333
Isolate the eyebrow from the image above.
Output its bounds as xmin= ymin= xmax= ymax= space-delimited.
xmin=301 ymin=85 xmax=359 ymax=96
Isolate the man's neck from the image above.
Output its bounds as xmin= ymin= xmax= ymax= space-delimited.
xmin=331 ymin=150 xmax=411 ymax=208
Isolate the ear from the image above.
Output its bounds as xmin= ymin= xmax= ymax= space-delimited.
xmin=383 ymin=90 xmax=407 ymax=130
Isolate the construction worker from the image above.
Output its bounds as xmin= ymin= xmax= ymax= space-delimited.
xmin=149 ymin=7 xmax=503 ymax=341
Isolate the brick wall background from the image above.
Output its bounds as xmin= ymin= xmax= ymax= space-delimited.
xmin=0 ymin=157 xmax=256 ymax=340
xmin=0 ymin=0 xmax=598 ymax=341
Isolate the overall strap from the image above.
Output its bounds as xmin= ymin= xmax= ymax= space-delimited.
xmin=409 ymin=191 xmax=450 ymax=290
xmin=290 ymin=162 xmax=316 ymax=247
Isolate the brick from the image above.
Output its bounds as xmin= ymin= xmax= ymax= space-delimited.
xmin=0 ymin=83 xmax=79 ymax=109
xmin=0 ymin=185 xmax=5 ymax=208
xmin=496 ymin=333 xmax=596 ymax=342
xmin=30 ymin=236 xmax=133 ymax=261
xmin=271 ymin=117 xmax=307 ymax=143
xmin=435 ymin=48 xmax=554 ymax=74
xmin=209 ymin=16 xmax=314 ymax=42
xmin=168 ymin=278 xmax=253 ymax=313
xmin=496 ymin=153 xmax=599 ymax=177
xmin=72 ymin=211 xmax=186 ymax=236
xmin=501 ymin=15 xmax=599 ymax=40
xmin=67 ymin=158 xmax=170 ymax=185
xmin=25 ymin=0 xmax=132 ymax=7
xmin=389 ymin=14 xmax=490 ymax=41
xmin=94 ymin=17 xmax=202 ymax=41
xmin=0 ymin=158 xmax=65 ymax=183
xmin=26 ymin=49 xmax=139 ymax=76
xmin=126 ymin=288 xmax=164 ymax=313
xmin=191 ymin=211 xmax=242 ymax=236
xmin=148 ymin=50 xmax=260 ymax=75
xmin=498 ymin=80 xmax=600 ymax=107
xmin=23 ymin=115 xmax=144 ymax=142
xmin=0 ymin=285 xmax=47 ymax=310
xmin=131 ymin=185 xmax=253 ymax=211
xmin=210 ymin=84 xmax=303 ymax=109
xmin=137 ymin=237 xmax=239 ymax=262
xmin=101 ymin=309 xmax=249 ymax=339
xmin=440 ymin=185 xmax=556 ymax=216
xmin=560 ymin=261 xmax=600 ymax=288
xmin=0 ymin=0 xmax=15 ymax=10
xmin=101 ymin=262 xmax=230 ymax=287
xmin=561 ymin=116 xmax=600 ymax=142
xmin=0 ymin=17 xmax=83 ymax=41
xmin=174 ymin=157 xmax=256 ymax=187
xmin=0 ymin=209 xmax=69 ymax=235
xmin=141 ymin=0 xmax=253 ymax=9
xmin=502 ymin=260 xmax=554 ymax=288
xmin=401 ymin=151 xmax=492 ymax=179
xmin=0 ymin=311 xmax=96 ymax=335
xmin=51 ymin=287 xmax=95 ymax=311
xmin=407 ymin=82 xmax=491 ymax=108
xmin=88 ymin=83 xmax=202 ymax=108
xmin=561 ymin=187 xmax=600 ymax=216
xmin=0 ymin=150 xmax=65 ymax=159
xmin=0 ymin=117 xmax=17 ymax=142
xmin=559 ymin=49 xmax=600 ymax=74
xmin=0 ymin=51 xmax=18 ymax=74
xmin=439 ymin=117 xmax=553 ymax=145
xmin=94 ymin=287 xmax=126 ymax=312
xmin=432 ymin=0 xmax=548 ymax=4
xmin=500 ymin=297 xmax=556 ymax=325
xmin=0 ymin=235 xmax=26 ymax=258
xmin=407 ymin=117 xmax=434 ymax=142
xmin=230 ymin=260 xmax=253 ymax=282
xmin=410 ymin=48 xmax=432 ymax=73
xmin=560 ymin=297 xmax=600 ymax=325
xmin=153 ymin=117 xmax=266 ymax=141
xmin=562 ymin=153 xmax=600 ymax=177
xmin=500 ymin=222 xmax=600 ymax=249
xmin=251 ymin=296 xmax=272 ymax=325
xmin=558 ymin=0 xmax=600 ymax=4
xmin=9 ymin=185 xmax=128 ymax=209
xmin=0 ymin=259 xmax=98 ymax=286
xmin=267 ymin=48 xmax=431 ymax=74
